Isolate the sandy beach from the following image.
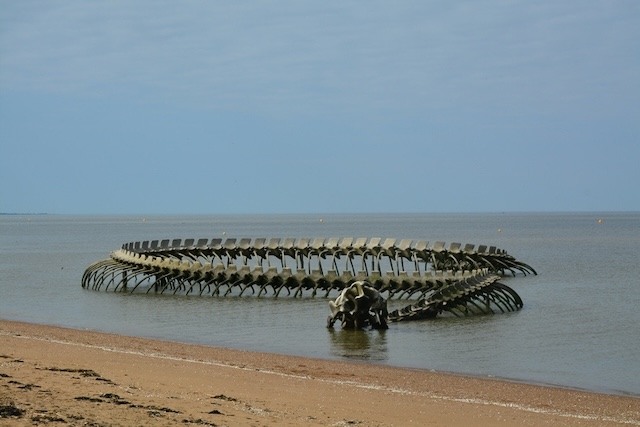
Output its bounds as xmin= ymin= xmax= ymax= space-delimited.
xmin=1 ymin=319 xmax=638 ymax=426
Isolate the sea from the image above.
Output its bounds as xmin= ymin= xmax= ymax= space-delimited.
xmin=1 ymin=212 xmax=638 ymax=397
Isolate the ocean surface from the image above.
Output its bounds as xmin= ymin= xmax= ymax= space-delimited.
xmin=1 ymin=213 xmax=638 ymax=397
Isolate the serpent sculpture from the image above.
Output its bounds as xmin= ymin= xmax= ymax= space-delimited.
xmin=82 ymin=237 xmax=536 ymax=329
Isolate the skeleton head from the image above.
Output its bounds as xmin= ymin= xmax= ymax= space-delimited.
xmin=327 ymin=281 xmax=388 ymax=329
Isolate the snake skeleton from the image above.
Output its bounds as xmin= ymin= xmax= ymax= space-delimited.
xmin=82 ymin=237 xmax=536 ymax=329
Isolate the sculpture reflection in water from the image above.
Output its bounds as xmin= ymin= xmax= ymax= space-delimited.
xmin=327 ymin=327 xmax=389 ymax=362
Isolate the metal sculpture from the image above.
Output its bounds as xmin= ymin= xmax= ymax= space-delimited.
xmin=82 ymin=237 xmax=536 ymax=328
xmin=328 ymin=281 xmax=389 ymax=329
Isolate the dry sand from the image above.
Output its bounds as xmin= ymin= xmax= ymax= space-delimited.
xmin=1 ymin=319 xmax=638 ymax=426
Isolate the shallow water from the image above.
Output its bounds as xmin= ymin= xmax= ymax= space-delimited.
xmin=1 ymin=212 xmax=638 ymax=396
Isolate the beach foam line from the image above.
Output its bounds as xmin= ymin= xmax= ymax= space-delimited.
xmin=3 ymin=329 xmax=639 ymax=426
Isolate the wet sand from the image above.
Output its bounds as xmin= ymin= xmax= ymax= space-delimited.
xmin=1 ymin=319 xmax=638 ymax=426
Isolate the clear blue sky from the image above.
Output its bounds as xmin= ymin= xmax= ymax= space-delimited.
xmin=1 ymin=1 xmax=638 ymax=214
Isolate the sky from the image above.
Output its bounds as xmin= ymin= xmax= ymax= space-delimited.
xmin=1 ymin=1 xmax=638 ymax=214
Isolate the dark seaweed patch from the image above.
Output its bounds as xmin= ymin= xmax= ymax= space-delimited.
xmin=129 ymin=403 xmax=181 ymax=414
xmin=0 ymin=403 xmax=25 ymax=418
xmin=46 ymin=367 xmax=100 ymax=377
xmin=31 ymin=414 xmax=67 ymax=423
xmin=45 ymin=367 xmax=114 ymax=383
xmin=212 ymin=394 xmax=237 ymax=402
xmin=74 ymin=396 xmax=104 ymax=403
xmin=182 ymin=418 xmax=218 ymax=426
xmin=18 ymin=383 xmax=40 ymax=390
xmin=99 ymin=393 xmax=130 ymax=405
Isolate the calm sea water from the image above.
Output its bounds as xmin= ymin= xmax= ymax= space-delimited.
xmin=1 ymin=213 xmax=638 ymax=397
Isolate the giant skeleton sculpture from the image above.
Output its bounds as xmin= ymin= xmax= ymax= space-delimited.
xmin=82 ymin=237 xmax=536 ymax=329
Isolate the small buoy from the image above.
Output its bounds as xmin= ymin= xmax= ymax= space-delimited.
xmin=319 ymin=218 xmax=324 ymax=223
xmin=597 ymin=219 xmax=603 ymax=224
xmin=497 ymin=228 xmax=502 ymax=233
xmin=222 ymin=231 xmax=227 ymax=235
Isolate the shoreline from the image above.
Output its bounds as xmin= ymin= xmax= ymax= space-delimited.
xmin=1 ymin=319 xmax=639 ymax=426
xmin=1 ymin=317 xmax=632 ymax=399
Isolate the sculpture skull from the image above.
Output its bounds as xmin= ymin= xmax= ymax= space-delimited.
xmin=327 ymin=281 xmax=388 ymax=330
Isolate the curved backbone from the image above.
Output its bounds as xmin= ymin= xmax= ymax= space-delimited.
xmin=82 ymin=237 xmax=535 ymax=321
